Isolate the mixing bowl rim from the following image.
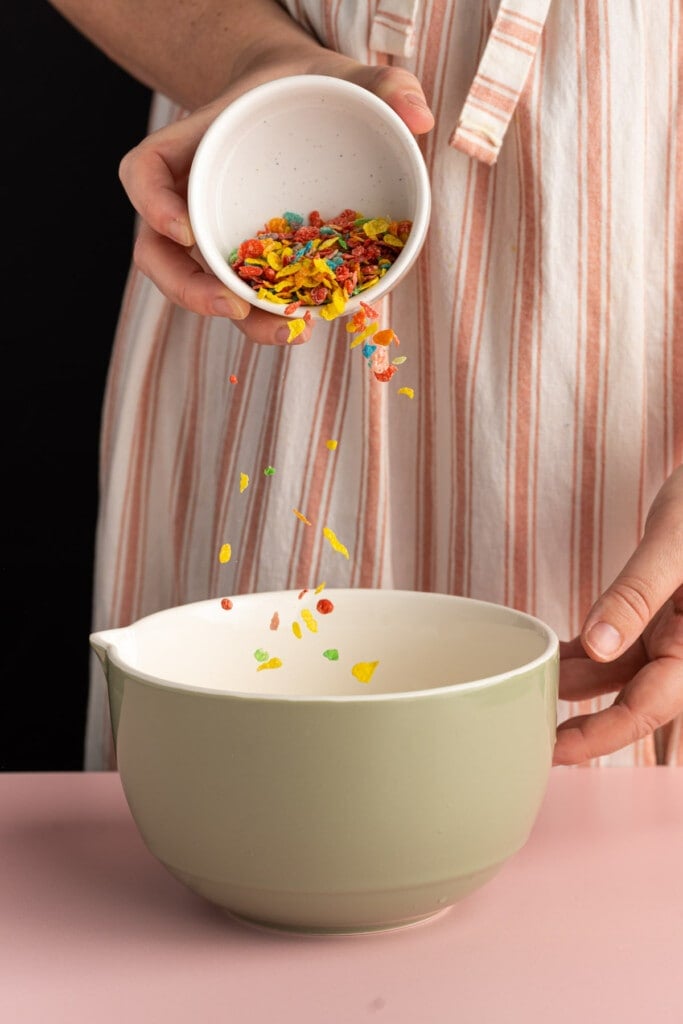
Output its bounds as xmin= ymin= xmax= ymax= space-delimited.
xmin=90 ymin=588 xmax=559 ymax=703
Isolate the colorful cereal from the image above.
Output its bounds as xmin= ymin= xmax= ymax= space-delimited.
xmin=229 ymin=209 xmax=412 ymax=323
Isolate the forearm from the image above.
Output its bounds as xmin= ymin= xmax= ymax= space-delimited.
xmin=46 ymin=0 xmax=326 ymax=109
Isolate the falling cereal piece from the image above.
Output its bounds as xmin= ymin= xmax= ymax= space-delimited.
xmin=373 ymin=328 xmax=396 ymax=347
xmin=298 ymin=588 xmax=309 ymax=600
xmin=264 ymin=466 xmax=275 ymax=476
xmin=360 ymin=300 xmax=380 ymax=319
xmin=314 ymin=581 xmax=326 ymax=594
xmin=392 ymin=356 xmax=407 ymax=365
xmin=323 ymin=649 xmax=339 ymax=661
xmin=220 ymin=597 xmax=233 ymax=611
xmin=253 ymin=648 xmax=269 ymax=663
xmin=373 ymin=365 xmax=398 ymax=383
xmin=257 ymin=657 xmax=283 ymax=672
xmin=326 ymin=439 xmax=338 ymax=451
xmin=218 ymin=543 xmax=232 ymax=564
xmin=316 ymin=598 xmax=334 ymax=614
xmin=269 ymin=611 xmax=280 ymax=631
xmin=229 ymin=375 xmax=238 ymax=384
xmin=323 ymin=526 xmax=350 ymax=559
xmin=301 ymin=608 xmax=318 ymax=633
xmin=352 ymin=661 xmax=379 ymax=684
xmin=239 ymin=472 xmax=249 ymax=493
xmin=287 ymin=317 xmax=307 ymax=343
xmin=293 ymin=508 xmax=312 ymax=526
xmin=292 ymin=621 xmax=302 ymax=639
xmin=398 ymin=387 xmax=415 ymax=399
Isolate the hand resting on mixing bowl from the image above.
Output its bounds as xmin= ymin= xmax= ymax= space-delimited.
xmin=555 ymin=466 xmax=683 ymax=765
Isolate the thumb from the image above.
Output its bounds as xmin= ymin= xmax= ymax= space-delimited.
xmin=581 ymin=468 xmax=683 ymax=661
xmin=346 ymin=65 xmax=435 ymax=135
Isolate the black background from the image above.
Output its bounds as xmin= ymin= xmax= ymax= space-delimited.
xmin=2 ymin=5 xmax=151 ymax=769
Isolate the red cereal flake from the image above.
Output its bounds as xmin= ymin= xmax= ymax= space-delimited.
xmin=220 ymin=597 xmax=234 ymax=610
xmin=316 ymin=598 xmax=334 ymax=615
xmin=298 ymin=588 xmax=309 ymax=600
xmin=238 ymin=265 xmax=264 ymax=280
xmin=228 ymin=374 xmax=238 ymax=384
xmin=373 ymin=365 xmax=398 ymax=383
xmin=239 ymin=239 xmax=265 ymax=260
xmin=360 ymin=301 xmax=380 ymax=319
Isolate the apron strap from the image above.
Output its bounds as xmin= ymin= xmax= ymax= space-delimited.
xmin=369 ymin=0 xmax=420 ymax=57
xmin=450 ymin=0 xmax=553 ymax=164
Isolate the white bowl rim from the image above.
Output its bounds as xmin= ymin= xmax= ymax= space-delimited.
xmin=91 ymin=589 xmax=559 ymax=703
xmin=187 ymin=74 xmax=432 ymax=317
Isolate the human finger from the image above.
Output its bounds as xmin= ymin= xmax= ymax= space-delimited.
xmin=133 ymin=225 xmax=313 ymax=345
xmin=132 ymin=223 xmax=250 ymax=319
xmin=559 ymin=637 xmax=646 ymax=700
xmin=553 ymin=655 xmax=683 ymax=765
xmin=580 ymin=467 xmax=683 ymax=662
xmin=118 ymin=114 xmax=214 ymax=247
xmin=345 ymin=65 xmax=435 ymax=135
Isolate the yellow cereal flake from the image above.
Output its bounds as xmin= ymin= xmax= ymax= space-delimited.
xmin=323 ymin=526 xmax=350 ymax=559
xmin=314 ymin=581 xmax=326 ymax=594
xmin=300 ymin=608 xmax=318 ymax=633
xmin=351 ymin=661 xmax=379 ymax=684
xmin=239 ymin=472 xmax=249 ymax=493
xmin=392 ymin=355 xmax=407 ymax=364
xmin=287 ymin=317 xmax=307 ymax=343
xmin=218 ymin=543 xmax=232 ymax=564
xmin=325 ymin=439 xmax=338 ymax=451
xmin=256 ymin=657 xmax=283 ymax=671
xmin=397 ymin=387 xmax=415 ymax=399
xmin=292 ymin=621 xmax=302 ymax=639
xmin=293 ymin=508 xmax=312 ymax=525
xmin=363 ymin=218 xmax=390 ymax=239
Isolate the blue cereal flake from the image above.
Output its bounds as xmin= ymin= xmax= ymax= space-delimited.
xmin=361 ymin=343 xmax=377 ymax=359
xmin=283 ymin=211 xmax=304 ymax=228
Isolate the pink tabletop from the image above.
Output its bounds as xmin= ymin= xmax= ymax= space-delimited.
xmin=1 ymin=769 xmax=681 ymax=1023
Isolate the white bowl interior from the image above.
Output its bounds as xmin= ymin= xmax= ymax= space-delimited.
xmin=188 ymin=75 xmax=431 ymax=318
xmin=102 ymin=590 xmax=556 ymax=698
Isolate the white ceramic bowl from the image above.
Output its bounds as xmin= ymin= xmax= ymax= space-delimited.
xmin=90 ymin=589 xmax=558 ymax=935
xmin=187 ymin=75 xmax=431 ymax=319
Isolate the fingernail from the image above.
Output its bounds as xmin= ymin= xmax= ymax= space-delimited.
xmin=169 ymin=218 xmax=193 ymax=246
xmin=404 ymin=92 xmax=430 ymax=111
xmin=586 ymin=621 xmax=622 ymax=657
xmin=212 ymin=295 xmax=248 ymax=319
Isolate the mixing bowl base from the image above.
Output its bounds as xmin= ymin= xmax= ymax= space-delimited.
xmin=221 ymin=904 xmax=454 ymax=937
